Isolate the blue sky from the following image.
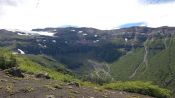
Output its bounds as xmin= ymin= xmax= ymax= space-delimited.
xmin=119 ymin=22 xmax=147 ymax=28
xmin=140 ymin=0 xmax=175 ymax=4
xmin=0 ymin=0 xmax=175 ymax=30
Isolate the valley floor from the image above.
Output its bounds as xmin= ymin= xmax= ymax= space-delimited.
xmin=0 ymin=70 xmax=153 ymax=98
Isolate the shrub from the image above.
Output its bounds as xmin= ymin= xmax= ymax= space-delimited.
xmin=103 ymin=81 xmax=172 ymax=98
xmin=0 ymin=49 xmax=16 ymax=69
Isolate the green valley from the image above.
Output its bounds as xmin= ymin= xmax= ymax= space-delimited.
xmin=0 ymin=26 xmax=175 ymax=97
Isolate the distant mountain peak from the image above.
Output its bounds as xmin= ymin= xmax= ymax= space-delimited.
xmin=118 ymin=22 xmax=147 ymax=29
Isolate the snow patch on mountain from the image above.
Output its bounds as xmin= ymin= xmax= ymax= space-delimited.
xmin=31 ymin=31 xmax=55 ymax=36
xmin=6 ymin=29 xmax=55 ymax=37
xmin=78 ymin=31 xmax=83 ymax=33
xmin=17 ymin=49 xmax=25 ymax=54
xmin=52 ymin=40 xmax=56 ymax=43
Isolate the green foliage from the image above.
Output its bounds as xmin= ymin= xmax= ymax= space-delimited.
xmin=80 ymin=81 xmax=99 ymax=87
xmin=109 ymin=37 xmax=175 ymax=96
xmin=16 ymin=55 xmax=76 ymax=82
xmin=149 ymin=39 xmax=165 ymax=49
xmin=103 ymin=81 xmax=172 ymax=98
xmin=0 ymin=48 xmax=16 ymax=69
xmin=111 ymin=38 xmax=126 ymax=45
xmin=20 ymin=86 xmax=34 ymax=93
xmin=85 ymin=71 xmax=112 ymax=85
xmin=110 ymin=48 xmax=144 ymax=80
xmin=26 ymin=55 xmax=72 ymax=75
xmin=0 ymin=48 xmax=81 ymax=83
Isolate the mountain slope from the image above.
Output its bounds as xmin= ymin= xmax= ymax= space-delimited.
xmin=110 ymin=35 xmax=175 ymax=96
xmin=1 ymin=26 xmax=175 ymax=96
xmin=0 ymin=48 xmax=169 ymax=98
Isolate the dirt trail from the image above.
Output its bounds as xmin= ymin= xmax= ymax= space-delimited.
xmin=143 ymin=41 xmax=149 ymax=72
xmin=129 ymin=63 xmax=141 ymax=79
xmin=129 ymin=39 xmax=149 ymax=79
xmin=164 ymin=37 xmax=168 ymax=49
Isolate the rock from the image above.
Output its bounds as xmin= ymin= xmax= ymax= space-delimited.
xmin=46 ymin=95 xmax=55 ymax=98
xmin=0 ymin=79 xmax=8 ymax=82
xmin=68 ymin=86 xmax=73 ymax=89
xmin=35 ymin=72 xmax=51 ymax=79
xmin=67 ymin=81 xmax=81 ymax=87
xmin=119 ymin=92 xmax=123 ymax=95
xmin=7 ymin=67 xmax=24 ymax=78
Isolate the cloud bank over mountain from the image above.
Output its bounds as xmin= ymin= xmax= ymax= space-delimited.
xmin=0 ymin=0 xmax=175 ymax=30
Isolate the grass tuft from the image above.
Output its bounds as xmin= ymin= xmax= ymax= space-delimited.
xmin=103 ymin=81 xmax=172 ymax=98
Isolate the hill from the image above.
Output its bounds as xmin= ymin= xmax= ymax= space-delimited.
xmin=0 ymin=26 xmax=175 ymax=97
xmin=0 ymin=48 xmax=171 ymax=98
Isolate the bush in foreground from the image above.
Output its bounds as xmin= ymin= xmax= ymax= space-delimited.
xmin=0 ymin=49 xmax=16 ymax=70
xmin=103 ymin=81 xmax=172 ymax=98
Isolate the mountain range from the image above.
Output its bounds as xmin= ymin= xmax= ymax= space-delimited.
xmin=0 ymin=26 xmax=175 ymax=97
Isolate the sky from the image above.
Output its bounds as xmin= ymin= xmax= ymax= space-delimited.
xmin=0 ymin=0 xmax=175 ymax=30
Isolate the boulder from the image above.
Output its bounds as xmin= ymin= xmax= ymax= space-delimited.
xmin=7 ymin=67 xmax=24 ymax=78
xmin=46 ymin=95 xmax=55 ymax=98
xmin=67 ymin=81 xmax=81 ymax=87
xmin=35 ymin=72 xmax=51 ymax=79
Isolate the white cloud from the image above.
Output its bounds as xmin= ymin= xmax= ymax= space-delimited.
xmin=0 ymin=0 xmax=175 ymax=30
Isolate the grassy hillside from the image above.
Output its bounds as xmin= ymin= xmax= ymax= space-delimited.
xmin=110 ymin=36 xmax=175 ymax=95
xmin=1 ymin=27 xmax=175 ymax=97
xmin=0 ymin=48 xmax=76 ymax=82
xmin=110 ymin=48 xmax=144 ymax=80
xmin=17 ymin=55 xmax=75 ymax=82
xmin=103 ymin=81 xmax=172 ymax=98
xmin=0 ymin=48 xmax=172 ymax=97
